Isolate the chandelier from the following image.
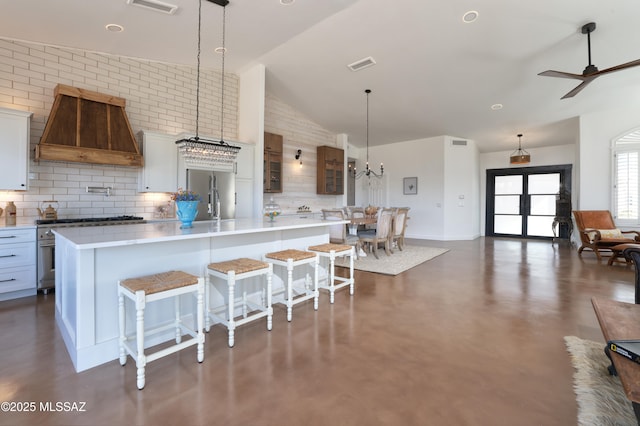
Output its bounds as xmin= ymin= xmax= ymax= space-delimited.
xmin=509 ymin=133 xmax=530 ymax=165
xmin=176 ymin=0 xmax=240 ymax=169
xmin=351 ymin=89 xmax=383 ymax=179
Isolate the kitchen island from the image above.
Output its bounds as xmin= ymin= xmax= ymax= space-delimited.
xmin=54 ymin=216 xmax=342 ymax=372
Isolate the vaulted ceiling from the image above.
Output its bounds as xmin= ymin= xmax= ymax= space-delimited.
xmin=4 ymin=0 xmax=640 ymax=152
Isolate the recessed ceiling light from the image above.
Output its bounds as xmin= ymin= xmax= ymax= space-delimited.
xmin=462 ymin=10 xmax=479 ymax=23
xmin=215 ymin=47 xmax=227 ymax=54
xmin=280 ymin=0 xmax=295 ymax=5
xmin=491 ymin=103 xmax=503 ymax=110
xmin=105 ymin=24 xmax=124 ymax=33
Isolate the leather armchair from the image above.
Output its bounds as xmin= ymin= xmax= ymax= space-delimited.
xmin=573 ymin=210 xmax=640 ymax=260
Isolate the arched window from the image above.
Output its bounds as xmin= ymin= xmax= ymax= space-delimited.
xmin=613 ymin=128 xmax=640 ymax=223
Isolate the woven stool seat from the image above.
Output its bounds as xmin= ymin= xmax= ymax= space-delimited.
xmin=121 ymin=270 xmax=199 ymax=295
xmin=308 ymin=243 xmax=355 ymax=304
xmin=264 ymin=249 xmax=319 ymax=322
xmin=308 ymin=243 xmax=352 ymax=253
xmin=208 ymin=258 xmax=270 ymax=275
xmin=206 ymin=257 xmax=273 ymax=347
xmin=265 ymin=249 xmax=316 ymax=262
xmin=118 ymin=270 xmax=204 ymax=390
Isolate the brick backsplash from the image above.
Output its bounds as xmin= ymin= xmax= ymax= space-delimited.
xmin=0 ymin=38 xmax=343 ymax=222
xmin=0 ymin=38 xmax=238 ymax=222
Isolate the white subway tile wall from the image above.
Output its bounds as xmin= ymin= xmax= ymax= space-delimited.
xmin=264 ymin=92 xmax=343 ymax=214
xmin=0 ymin=38 xmax=238 ymax=221
xmin=0 ymin=38 xmax=344 ymax=221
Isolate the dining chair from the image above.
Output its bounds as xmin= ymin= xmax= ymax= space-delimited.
xmin=321 ymin=209 xmax=362 ymax=258
xmin=358 ymin=208 xmax=394 ymax=259
xmin=391 ymin=207 xmax=410 ymax=252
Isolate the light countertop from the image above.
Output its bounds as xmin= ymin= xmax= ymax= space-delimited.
xmin=53 ymin=216 xmax=346 ymax=250
xmin=0 ymin=218 xmax=36 ymax=230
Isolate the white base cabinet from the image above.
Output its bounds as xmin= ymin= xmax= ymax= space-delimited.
xmin=0 ymin=107 xmax=33 ymax=191
xmin=0 ymin=228 xmax=36 ymax=301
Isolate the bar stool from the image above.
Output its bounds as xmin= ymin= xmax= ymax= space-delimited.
xmin=308 ymin=243 xmax=355 ymax=303
xmin=118 ymin=270 xmax=205 ymax=390
xmin=205 ymin=258 xmax=273 ymax=347
xmin=264 ymin=249 xmax=319 ymax=322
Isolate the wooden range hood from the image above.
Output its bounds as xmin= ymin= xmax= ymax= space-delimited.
xmin=35 ymin=84 xmax=143 ymax=167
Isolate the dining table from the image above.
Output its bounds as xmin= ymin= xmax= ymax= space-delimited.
xmin=348 ymin=217 xmax=377 ymax=235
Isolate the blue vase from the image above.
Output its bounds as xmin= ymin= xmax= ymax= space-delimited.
xmin=176 ymin=201 xmax=199 ymax=228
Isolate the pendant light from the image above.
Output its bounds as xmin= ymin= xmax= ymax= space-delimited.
xmin=352 ymin=89 xmax=384 ymax=179
xmin=510 ymin=133 xmax=530 ymax=165
xmin=175 ymin=0 xmax=240 ymax=169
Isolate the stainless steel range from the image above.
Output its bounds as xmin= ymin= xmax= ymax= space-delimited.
xmin=36 ymin=215 xmax=146 ymax=293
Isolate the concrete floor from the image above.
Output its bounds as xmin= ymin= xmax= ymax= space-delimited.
xmin=0 ymin=237 xmax=634 ymax=425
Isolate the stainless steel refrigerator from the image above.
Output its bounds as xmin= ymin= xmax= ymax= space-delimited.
xmin=186 ymin=169 xmax=235 ymax=220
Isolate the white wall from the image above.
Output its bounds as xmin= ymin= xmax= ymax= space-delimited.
xmin=369 ymin=137 xmax=446 ymax=240
xmin=578 ymin=106 xmax=640 ymax=210
xmin=444 ymin=137 xmax=480 ymax=240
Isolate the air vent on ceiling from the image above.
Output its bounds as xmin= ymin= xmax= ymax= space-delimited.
xmin=127 ymin=0 xmax=178 ymax=14
xmin=452 ymin=140 xmax=468 ymax=146
xmin=348 ymin=56 xmax=377 ymax=72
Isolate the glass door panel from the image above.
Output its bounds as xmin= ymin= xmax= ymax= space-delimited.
xmin=493 ymin=175 xmax=523 ymax=235
xmin=526 ymin=174 xmax=559 ymax=237
xmin=495 ymin=175 xmax=523 ymax=195
xmin=494 ymin=195 xmax=520 ymax=214
xmin=494 ymin=215 xmax=522 ymax=234
xmin=530 ymin=195 xmax=556 ymax=215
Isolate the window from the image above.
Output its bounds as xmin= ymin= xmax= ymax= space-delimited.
xmin=613 ymin=129 xmax=640 ymax=223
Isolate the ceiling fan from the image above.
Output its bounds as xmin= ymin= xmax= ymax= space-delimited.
xmin=539 ymin=22 xmax=640 ymax=99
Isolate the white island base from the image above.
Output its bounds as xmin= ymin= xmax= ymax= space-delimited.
xmin=54 ymin=217 xmax=339 ymax=372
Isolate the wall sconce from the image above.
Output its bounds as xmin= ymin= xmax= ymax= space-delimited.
xmin=295 ymin=149 xmax=302 ymax=167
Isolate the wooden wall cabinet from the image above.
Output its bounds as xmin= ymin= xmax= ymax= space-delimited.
xmin=317 ymin=146 xmax=344 ymax=195
xmin=264 ymin=132 xmax=283 ymax=193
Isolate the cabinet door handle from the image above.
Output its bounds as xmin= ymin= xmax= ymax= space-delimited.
xmin=0 ymin=236 xmax=17 ymax=239
xmin=0 ymin=254 xmax=17 ymax=258
xmin=0 ymin=278 xmax=17 ymax=283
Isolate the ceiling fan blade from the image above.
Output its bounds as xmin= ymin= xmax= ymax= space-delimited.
xmin=596 ymin=58 xmax=640 ymax=76
xmin=538 ymin=70 xmax=586 ymax=80
xmin=560 ymin=79 xmax=596 ymax=99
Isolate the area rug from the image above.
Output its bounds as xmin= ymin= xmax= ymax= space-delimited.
xmin=563 ymin=336 xmax=636 ymax=425
xmin=335 ymin=245 xmax=448 ymax=276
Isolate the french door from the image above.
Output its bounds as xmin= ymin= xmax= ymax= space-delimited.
xmin=486 ymin=165 xmax=572 ymax=239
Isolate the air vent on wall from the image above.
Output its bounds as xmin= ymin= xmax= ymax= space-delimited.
xmin=348 ymin=56 xmax=377 ymax=72
xmin=127 ymin=0 xmax=178 ymax=14
xmin=452 ymin=140 xmax=468 ymax=146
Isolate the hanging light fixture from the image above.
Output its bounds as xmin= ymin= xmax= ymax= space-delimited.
xmin=176 ymin=0 xmax=240 ymax=169
xmin=351 ymin=89 xmax=384 ymax=179
xmin=510 ymin=133 xmax=530 ymax=165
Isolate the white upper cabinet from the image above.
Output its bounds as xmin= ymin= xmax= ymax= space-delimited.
xmin=0 ymin=107 xmax=33 ymax=191
xmin=234 ymin=141 xmax=254 ymax=179
xmin=138 ymin=131 xmax=178 ymax=193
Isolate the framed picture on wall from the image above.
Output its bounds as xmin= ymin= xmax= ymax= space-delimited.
xmin=403 ymin=177 xmax=418 ymax=195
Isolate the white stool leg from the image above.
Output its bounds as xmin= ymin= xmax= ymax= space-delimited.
xmin=329 ymin=251 xmax=336 ymax=304
xmin=313 ymin=254 xmax=319 ymax=310
xmin=227 ymin=271 xmax=236 ymax=347
xmin=349 ymin=247 xmax=355 ymax=295
xmin=135 ymin=290 xmax=146 ymax=390
xmin=118 ymin=289 xmax=126 ymax=366
xmin=286 ymin=259 xmax=294 ymax=322
xmin=174 ymin=295 xmax=182 ymax=344
xmin=196 ymin=278 xmax=204 ymax=363
xmin=266 ymin=264 xmax=273 ymax=331
xmin=204 ymin=274 xmax=211 ymax=333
